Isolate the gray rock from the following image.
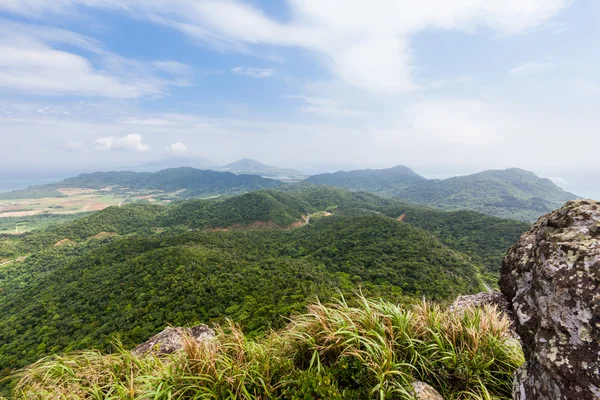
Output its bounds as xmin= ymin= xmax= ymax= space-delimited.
xmin=500 ymin=199 xmax=600 ymax=400
xmin=132 ymin=324 xmax=214 ymax=357
xmin=411 ymin=380 xmax=444 ymax=400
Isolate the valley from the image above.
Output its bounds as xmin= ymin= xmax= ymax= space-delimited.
xmin=2 ymin=2 xmax=597 ymax=396
xmin=0 ymin=164 xmax=578 ymax=397
xmin=0 ymin=185 xmax=530 ymax=395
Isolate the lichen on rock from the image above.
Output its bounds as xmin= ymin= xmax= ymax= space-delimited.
xmin=500 ymin=199 xmax=600 ymax=400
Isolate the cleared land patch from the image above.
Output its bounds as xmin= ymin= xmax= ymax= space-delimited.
xmin=0 ymin=188 xmax=174 ymax=220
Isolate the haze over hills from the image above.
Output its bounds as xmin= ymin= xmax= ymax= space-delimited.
xmin=307 ymin=166 xmax=578 ymax=221
xmin=0 ymin=167 xmax=281 ymax=200
xmin=219 ymin=158 xmax=306 ymax=180
xmin=132 ymin=156 xmax=218 ymax=172
xmin=0 ymin=163 xmax=579 ymax=222
xmin=129 ymin=158 xmax=306 ymax=180
xmin=305 ymin=165 xmax=426 ymax=196
xmin=394 ymin=168 xmax=578 ymax=222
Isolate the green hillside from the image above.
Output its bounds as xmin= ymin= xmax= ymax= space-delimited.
xmin=376 ymin=203 xmax=529 ymax=277
xmin=305 ymin=166 xmax=577 ymax=221
xmin=0 ymin=167 xmax=280 ymax=200
xmin=0 ymin=186 xmax=531 ymax=396
xmin=395 ymin=168 xmax=577 ymax=221
xmin=1 ymin=186 xmax=527 ymax=278
xmin=306 ymin=165 xmax=426 ymax=196
xmin=0 ymin=215 xmax=484 ymax=388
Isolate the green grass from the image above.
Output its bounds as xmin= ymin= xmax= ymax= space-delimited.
xmin=0 ymin=213 xmax=93 ymax=235
xmin=11 ymin=296 xmax=523 ymax=399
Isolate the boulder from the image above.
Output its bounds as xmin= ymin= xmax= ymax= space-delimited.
xmin=132 ymin=324 xmax=214 ymax=357
xmin=500 ymin=199 xmax=600 ymax=399
xmin=411 ymin=380 xmax=443 ymax=400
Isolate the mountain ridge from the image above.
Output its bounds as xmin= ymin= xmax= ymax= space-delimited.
xmin=395 ymin=167 xmax=578 ymax=221
xmin=0 ymin=167 xmax=281 ymax=200
xmin=305 ymin=165 xmax=426 ymax=196
xmin=307 ymin=166 xmax=578 ymax=221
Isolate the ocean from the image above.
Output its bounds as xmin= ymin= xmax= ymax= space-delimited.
xmin=0 ymin=178 xmax=62 ymax=193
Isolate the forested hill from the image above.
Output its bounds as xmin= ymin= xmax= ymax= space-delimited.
xmin=0 ymin=167 xmax=280 ymax=200
xmin=0 ymin=215 xmax=484 ymax=387
xmin=1 ymin=186 xmax=528 ymax=277
xmin=395 ymin=168 xmax=578 ymax=222
xmin=306 ymin=167 xmax=577 ymax=221
xmin=306 ymin=165 xmax=426 ymax=196
xmin=0 ymin=185 xmax=531 ymax=394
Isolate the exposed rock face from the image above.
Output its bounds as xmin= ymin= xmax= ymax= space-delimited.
xmin=132 ymin=325 xmax=214 ymax=357
xmin=500 ymin=199 xmax=600 ymax=400
xmin=411 ymin=380 xmax=443 ymax=400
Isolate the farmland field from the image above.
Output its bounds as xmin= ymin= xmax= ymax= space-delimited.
xmin=0 ymin=187 xmax=172 ymax=232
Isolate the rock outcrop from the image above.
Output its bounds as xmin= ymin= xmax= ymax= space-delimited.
xmin=500 ymin=199 xmax=600 ymax=400
xmin=411 ymin=380 xmax=444 ymax=400
xmin=132 ymin=324 xmax=214 ymax=357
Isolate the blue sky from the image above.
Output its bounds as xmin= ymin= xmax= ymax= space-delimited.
xmin=0 ymin=0 xmax=599 ymax=198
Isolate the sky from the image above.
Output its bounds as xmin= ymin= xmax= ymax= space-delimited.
xmin=0 ymin=0 xmax=599 ymax=198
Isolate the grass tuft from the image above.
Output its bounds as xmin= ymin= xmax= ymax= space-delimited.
xmin=13 ymin=295 xmax=523 ymax=399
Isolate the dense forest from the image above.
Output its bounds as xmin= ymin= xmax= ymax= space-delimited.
xmin=394 ymin=168 xmax=577 ymax=221
xmin=0 ymin=186 xmax=529 ymax=395
xmin=0 ymin=215 xmax=483 ymax=390
xmin=1 ymin=186 xmax=527 ymax=276
xmin=307 ymin=167 xmax=577 ymax=221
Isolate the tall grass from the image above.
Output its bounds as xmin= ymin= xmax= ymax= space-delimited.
xmin=12 ymin=296 xmax=523 ymax=399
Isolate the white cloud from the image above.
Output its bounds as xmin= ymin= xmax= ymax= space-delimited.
xmin=403 ymin=99 xmax=512 ymax=148
xmin=61 ymin=140 xmax=84 ymax=151
xmin=166 ymin=142 xmax=188 ymax=154
xmin=0 ymin=0 xmax=569 ymax=93
xmin=509 ymin=62 xmax=556 ymax=77
xmin=124 ymin=118 xmax=171 ymax=126
xmin=285 ymin=95 xmax=366 ymax=118
xmin=94 ymin=133 xmax=150 ymax=152
xmin=231 ymin=66 xmax=274 ymax=78
xmin=0 ymin=20 xmax=192 ymax=98
xmin=152 ymin=60 xmax=192 ymax=75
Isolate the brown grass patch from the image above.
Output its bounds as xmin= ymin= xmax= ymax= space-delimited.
xmin=54 ymin=239 xmax=74 ymax=247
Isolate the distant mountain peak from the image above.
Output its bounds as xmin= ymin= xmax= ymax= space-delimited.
xmin=396 ymin=167 xmax=578 ymax=221
xmin=387 ymin=165 xmax=416 ymax=172
xmin=220 ymin=159 xmax=305 ymax=180
xmin=306 ymin=165 xmax=426 ymax=196
xmin=222 ymin=159 xmax=270 ymax=171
